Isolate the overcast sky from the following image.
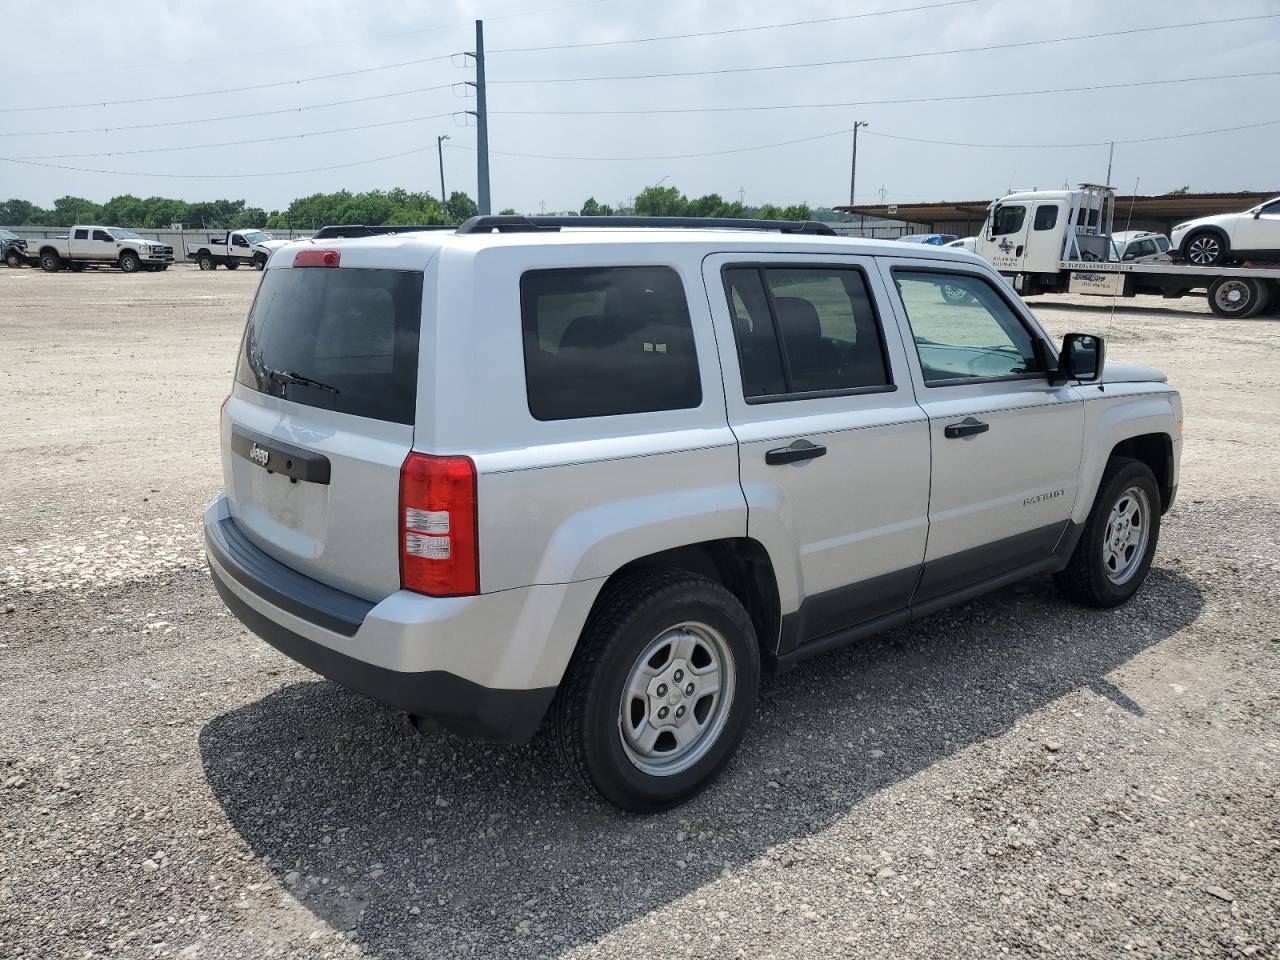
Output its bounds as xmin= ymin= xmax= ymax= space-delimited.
xmin=3 ymin=0 xmax=1278 ymax=214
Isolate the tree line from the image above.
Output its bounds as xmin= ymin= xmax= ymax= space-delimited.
xmin=1 ymin=184 xmax=832 ymax=230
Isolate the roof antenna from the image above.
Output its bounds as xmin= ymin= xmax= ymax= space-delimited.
xmin=1107 ymin=177 xmax=1140 ymax=342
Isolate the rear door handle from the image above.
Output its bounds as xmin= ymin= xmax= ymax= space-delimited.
xmin=765 ymin=439 xmax=827 ymax=465
xmin=944 ymin=417 xmax=990 ymax=439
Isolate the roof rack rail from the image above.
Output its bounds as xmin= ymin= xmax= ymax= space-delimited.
xmin=312 ymin=224 xmax=455 ymax=239
xmin=454 ymin=215 xmax=837 ymax=237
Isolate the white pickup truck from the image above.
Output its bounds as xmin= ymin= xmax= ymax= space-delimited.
xmin=185 ymin=229 xmax=288 ymax=271
xmin=31 ymin=226 xmax=174 ymax=273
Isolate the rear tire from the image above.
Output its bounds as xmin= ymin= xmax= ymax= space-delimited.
xmin=1184 ymin=230 xmax=1227 ymax=266
xmin=119 ymin=251 xmax=140 ymax=273
xmin=1208 ymin=277 xmax=1268 ymax=318
xmin=1054 ymin=457 xmax=1161 ymax=608
xmin=198 ymin=254 xmax=216 ymax=271
xmin=550 ymin=570 xmax=760 ymax=812
xmin=40 ymin=250 xmax=61 ymax=273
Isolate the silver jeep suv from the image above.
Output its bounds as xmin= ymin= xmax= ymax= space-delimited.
xmin=206 ymin=216 xmax=1182 ymax=811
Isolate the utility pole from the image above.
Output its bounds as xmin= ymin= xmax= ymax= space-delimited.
xmin=848 ymin=120 xmax=870 ymax=220
xmin=436 ymin=134 xmax=450 ymax=207
xmin=465 ymin=20 xmax=492 ymax=215
xmin=1105 ymin=141 xmax=1115 ymax=187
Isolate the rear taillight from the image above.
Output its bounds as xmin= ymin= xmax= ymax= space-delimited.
xmin=399 ymin=453 xmax=478 ymax=597
xmin=293 ymin=248 xmax=340 ymax=268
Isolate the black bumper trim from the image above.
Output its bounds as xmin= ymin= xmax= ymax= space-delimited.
xmin=204 ymin=516 xmax=371 ymax=636
xmin=207 ymin=554 xmax=554 ymax=744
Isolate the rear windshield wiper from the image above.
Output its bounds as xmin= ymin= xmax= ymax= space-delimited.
xmin=267 ymin=368 xmax=340 ymax=394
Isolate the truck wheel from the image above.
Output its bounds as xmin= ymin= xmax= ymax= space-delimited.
xmin=198 ymin=254 xmax=216 ymax=271
xmin=940 ymin=283 xmax=974 ymax=305
xmin=1184 ymin=230 xmax=1227 ymax=266
xmin=1053 ymin=457 xmax=1161 ymax=609
xmin=253 ymin=254 xmax=267 ymax=271
xmin=5 ymin=248 xmax=23 ymax=268
xmin=550 ymin=570 xmax=760 ymax=812
xmin=1208 ymin=277 xmax=1268 ymax=318
xmin=40 ymin=250 xmax=61 ymax=272
xmin=119 ymin=251 xmax=140 ymax=273
xmin=225 ymin=260 xmax=240 ymax=270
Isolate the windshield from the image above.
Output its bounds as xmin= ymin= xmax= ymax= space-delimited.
xmin=0 ymin=230 xmax=16 ymax=240
xmin=242 ymin=231 xmax=270 ymax=244
xmin=111 ymin=228 xmax=143 ymax=240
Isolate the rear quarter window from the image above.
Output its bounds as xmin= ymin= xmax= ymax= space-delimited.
xmin=236 ymin=267 xmax=424 ymax=424
xmin=520 ymin=266 xmax=701 ymax=421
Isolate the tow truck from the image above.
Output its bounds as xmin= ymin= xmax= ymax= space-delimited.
xmin=973 ymin=184 xmax=1280 ymax=318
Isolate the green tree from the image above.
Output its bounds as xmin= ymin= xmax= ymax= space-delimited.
xmin=445 ymin=191 xmax=479 ymax=223
xmin=780 ymin=203 xmax=814 ymax=221
xmin=580 ymin=197 xmax=615 ymax=217
xmin=1164 ymin=185 xmax=1191 ymax=196
xmin=634 ymin=185 xmax=686 ymax=217
xmin=498 ymin=207 xmax=518 ymax=216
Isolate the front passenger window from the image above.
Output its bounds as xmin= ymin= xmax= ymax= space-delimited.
xmin=894 ymin=271 xmax=1042 ymax=385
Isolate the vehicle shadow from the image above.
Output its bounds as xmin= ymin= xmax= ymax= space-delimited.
xmin=199 ymin=565 xmax=1203 ymax=956
xmin=1030 ymin=298 xmax=1211 ymax=320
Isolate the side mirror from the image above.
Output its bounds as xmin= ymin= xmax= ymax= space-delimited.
xmin=1059 ymin=333 xmax=1104 ymax=382
xmin=1254 ymin=210 xmax=1262 ymax=220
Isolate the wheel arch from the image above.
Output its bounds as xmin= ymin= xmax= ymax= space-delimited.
xmin=1181 ymin=224 xmax=1229 ymax=256
xmin=584 ymin=538 xmax=782 ymax=664
xmin=1073 ymin=395 xmax=1180 ymax=525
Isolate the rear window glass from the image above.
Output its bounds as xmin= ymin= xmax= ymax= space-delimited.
xmin=520 ymin=266 xmax=701 ymax=421
xmin=236 ymin=267 xmax=423 ymax=424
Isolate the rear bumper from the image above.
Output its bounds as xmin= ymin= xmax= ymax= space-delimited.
xmin=203 ymin=496 xmax=597 ymax=743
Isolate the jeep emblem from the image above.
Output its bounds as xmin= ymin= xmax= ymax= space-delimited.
xmin=249 ymin=444 xmax=270 ymax=467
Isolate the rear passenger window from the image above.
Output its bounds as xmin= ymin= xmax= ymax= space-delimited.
xmin=74 ymin=229 xmax=88 ymax=240
xmin=724 ymin=266 xmax=890 ymax=399
xmin=1033 ymin=205 xmax=1058 ymax=231
xmin=520 ymin=266 xmax=701 ymax=421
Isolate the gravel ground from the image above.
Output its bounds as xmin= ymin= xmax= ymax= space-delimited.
xmin=1 ymin=266 xmax=1277 ymax=959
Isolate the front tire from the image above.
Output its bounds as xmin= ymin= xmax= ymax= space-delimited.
xmin=253 ymin=254 xmax=267 ymax=270
xmin=550 ymin=570 xmax=760 ymax=812
xmin=1184 ymin=230 xmax=1227 ymax=266
xmin=4 ymin=248 xmax=23 ymax=268
xmin=1054 ymin=457 xmax=1161 ymax=608
xmin=119 ymin=251 xmax=140 ymax=273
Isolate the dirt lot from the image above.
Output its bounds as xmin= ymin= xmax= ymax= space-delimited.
xmin=1 ymin=266 xmax=1277 ymax=959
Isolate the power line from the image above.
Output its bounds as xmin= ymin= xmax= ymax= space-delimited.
xmin=488 ymin=0 xmax=981 ymax=53
xmin=5 ymin=113 xmax=1276 ymax=180
xmin=0 ymin=53 xmax=460 ymax=114
xmin=0 ymin=144 xmax=439 ymax=179
xmin=15 ymin=112 xmax=457 ymax=160
xmin=490 ymin=69 xmax=1280 ymax=115
xmin=865 ymin=118 xmax=1280 ymax=149
xmin=0 ymin=84 xmax=461 ymax=138
xmin=489 ymin=14 xmax=1280 ymax=84
xmin=24 ymin=0 xmax=604 ymax=76
xmin=447 ymin=116 xmax=1280 ymax=162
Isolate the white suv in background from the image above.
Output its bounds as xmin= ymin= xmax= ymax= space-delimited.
xmin=205 ymin=216 xmax=1182 ymax=811
xmin=1171 ymin=196 xmax=1280 ymax=265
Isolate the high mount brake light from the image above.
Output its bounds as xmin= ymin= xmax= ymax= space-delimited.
xmin=294 ymin=248 xmax=340 ymax=268
xmin=399 ymin=453 xmax=479 ymax=597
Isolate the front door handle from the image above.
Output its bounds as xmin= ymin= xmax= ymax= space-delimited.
xmin=765 ymin=439 xmax=827 ymax=465
xmin=944 ymin=417 xmax=990 ymax=439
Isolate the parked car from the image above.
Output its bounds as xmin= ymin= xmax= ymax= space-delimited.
xmin=1110 ymin=231 xmax=1172 ymax=263
xmin=897 ymin=233 xmax=959 ymax=245
xmin=30 ymin=226 xmax=174 ymax=272
xmin=185 ymin=229 xmax=289 ymax=271
xmin=205 ymin=215 xmax=1182 ymax=811
xmin=1170 ymin=196 xmax=1280 ymax=266
xmin=945 ymin=236 xmax=976 ymax=252
xmin=1 ymin=229 xmax=28 ymax=268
